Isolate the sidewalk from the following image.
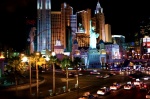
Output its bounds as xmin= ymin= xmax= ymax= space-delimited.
xmin=0 ymin=78 xmax=45 ymax=91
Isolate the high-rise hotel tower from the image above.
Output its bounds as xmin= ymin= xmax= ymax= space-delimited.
xmin=94 ymin=1 xmax=106 ymax=42
xmin=37 ymin=0 xmax=51 ymax=52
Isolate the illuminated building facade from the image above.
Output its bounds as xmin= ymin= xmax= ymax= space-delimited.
xmin=76 ymin=9 xmax=91 ymax=47
xmin=76 ymin=9 xmax=91 ymax=35
xmin=51 ymin=11 xmax=61 ymax=52
xmin=37 ymin=0 xmax=51 ymax=52
xmin=70 ymin=15 xmax=77 ymax=46
xmin=61 ymin=3 xmax=73 ymax=51
xmin=54 ymin=40 xmax=64 ymax=54
xmin=139 ymin=17 xmax=150 ymax=37
xmin=142 ymin=36 xmax=150 ymax=53
xmin=105 ymin=24 xmax=112 ymax=42
xmin=46 ymin=3 xmax=76 ymax=52
xmin=112 ymin=35 xmax=126 ymax=58
xmin=72 ymin=39 xmax=80 ymax=56
xmin=105 ymin=44 xmax=121 ymax=63
xmin=94 ymin=1 xmax=106 ymax=42
xmin=112 ymin=35 xmax=125 ymax=46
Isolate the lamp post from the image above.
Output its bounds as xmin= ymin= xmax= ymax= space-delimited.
xmin=35 ymin=52 xmax=40 ymax=98
xmin=29 ymin=57 xmax=32 ymax=95
xmin=22 ymin=56 xmax=32 ymax=96
xmin=52 ymin=52 xmax=56 ymax=95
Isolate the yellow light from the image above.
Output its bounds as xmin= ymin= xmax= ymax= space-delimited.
xmin=22 ymin=56 xmax=28 ymax=62
xmin=36 ymin=52 xmax=40 ymax=56
xmin=52 ymin=52 xmax=56 ymax=56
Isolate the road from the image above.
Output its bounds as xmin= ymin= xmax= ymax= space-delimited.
xmin=0 ymin=69 xmax=149 ymax=99
xmin=47 ymin=73 xmax=129 ymax=99
xmin=46 ymin=70 xmax=150 ymax=99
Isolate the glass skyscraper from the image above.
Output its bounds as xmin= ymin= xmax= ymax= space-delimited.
xmin=37 ymin=0 xmax=51 ymax=52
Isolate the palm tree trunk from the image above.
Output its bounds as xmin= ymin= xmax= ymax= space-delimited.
xmin=76 ymin=66 xmax=79 ymax=98
xmin=53 ymin=63 xmax=55 ymax=95
xmin=15 ymin=67 xmax=18 ymax=96
xmin=76 ymin=66 xmax=79 ymax=88
xmin=66 ymin=66 xmax=68 ymax=92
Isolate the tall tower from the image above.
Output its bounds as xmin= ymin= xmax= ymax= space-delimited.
xmin=76 ymin=9 xmax=91 ymax=35
xmin=51 ymin=11 xmax=61 ymax=52
xmin=61 ymin=3 xmax=73 ymax=51
xmin=95 ymin=1 xmax=105 ymax=42
xmin=37 ymin=0 xmax=51 ymax=52
xmin=105 ymin=24 xmax=112 ymax=42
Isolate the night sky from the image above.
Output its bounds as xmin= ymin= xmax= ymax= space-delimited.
xmin=0 ymin=0 xmax=149 ymax=51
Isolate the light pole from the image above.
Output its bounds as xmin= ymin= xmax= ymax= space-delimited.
xmin=35 ymin=52 xmax=40 ymax=98
xmin=52 ymin=52 xmax=56 ymax=95
xmin=29 ymin=57 xmax=32 ymax=95
xmin=22 ymin=55 xmax=32 ymax=96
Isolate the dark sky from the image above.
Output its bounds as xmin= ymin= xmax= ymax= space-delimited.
xmin=0 ymin=0 xmax=150 ymax=51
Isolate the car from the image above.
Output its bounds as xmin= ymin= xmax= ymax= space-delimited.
xmin=110 ymin=82 xmax=122 ymax=90
xmin=96 ymin=75 xmax=103 ymax=79
xmin=97 ymin=87 xmax=110 ymax=95
xmin=78 ymin=92 xmax=90 ymax=99
xmin=68 ymin=72 xmax=76 ymax=77
xmin=78 ymin=92 xmax=97 ymax=99
xmin=140 ymin=83 xmax=148 ymax=91
xmin=75 ymin=72 xmax=83 ymax=76
xmin=103 ymin=74 xmax=110 ymax=78
xmin=146 ymin=90 xmax=150 ymax=99
xmin=124 ymin=81 xmax=135 ymax=90
xmin=143 ymin=76 xmax=150 ymax=80
xmin=133 ymin=78 xmax=142 ymax=86
xmin=90 ymin=70 xmax=100 ymax=75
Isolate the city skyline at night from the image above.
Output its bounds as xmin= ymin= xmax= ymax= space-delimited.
xmin=0 ymin=0 xmax=149 ymax=51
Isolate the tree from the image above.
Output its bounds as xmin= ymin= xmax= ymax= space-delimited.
xmin=61 ymin=55 xmax=72 ymax=92
xmin=73 ymin=57 xmax=82 ymax=68
xmin=46 ymin=54 xmax=58 ymax=95
xmin=6 ymin=56 xmax=27 ymax=81
xmin=47 ymin=55 xmax=58 ymax=68
xmin=73 ymin=57 xmax=82 ymax=88
xmin=6 ymin=56 xmax=27 ymax=95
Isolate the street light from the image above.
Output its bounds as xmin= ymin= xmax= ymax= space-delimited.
xmin=44 ymin=56 xmax=50 ymax=71
xmin=35 ymin=52 xmax=40 ymax=98
xmin=22 ymin=55 xmax=32 ymax=96
xmin=51 ymin=52 xmax=56 ymax=95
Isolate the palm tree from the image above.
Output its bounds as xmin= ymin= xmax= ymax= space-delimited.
xmin=26 ymin=53 xmax=42 ymax=97
xmin=47 ymin=54 xmax=58 ymax=95
xmin=6 ymin=56 xmax=26 ymax=95
xmin=73 ymin=57 xmax=82 ymax=88
xmin=61 ymin=56 xmax=72 ymax=92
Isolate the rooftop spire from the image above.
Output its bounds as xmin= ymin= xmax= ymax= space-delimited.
xmin=96 ymin=0 xmax=101 ymax=9
xmin=95 ymin=0 xmax=103 ymax=14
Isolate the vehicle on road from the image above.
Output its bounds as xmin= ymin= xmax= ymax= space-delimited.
xmin=110 ymin=82 xmax=122 ymax=90
xmin=146 ymin=90 xmax=150 ymax=99
xmin=103 ymin=74 xmax=110 ymax=78
xmin=140 ymin=83 xmax=148 ymax=91
xmin=90 ymin=70 xmax=100 ymax=75
xmin=78 ymin=92 xmax=97 ymax=99
xmin=143 ymin=76 xmax=150 ymax=80
xmin=133 ymin=78 xmax=142 ymax=87
xmin=97 ymin=87 xmax=110 ymax=95
xmin=124 ymin=82 xmax=135 ymax=90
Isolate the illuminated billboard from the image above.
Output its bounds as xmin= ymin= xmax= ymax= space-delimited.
xmin=112 ymin=48 xmax=120 ymax=59
xmin=143 ymin=37 xmax=150 ymax=48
